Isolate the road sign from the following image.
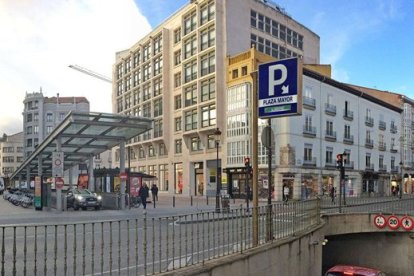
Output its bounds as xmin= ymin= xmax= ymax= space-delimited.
xmin=373 ymin=214 xmax=386 ymax=229
xmin=400 ymin=216 xmax=414 ymax=231
xmin=258 ymin=57 xmax=302 ymax=118
xmin=120 ymin=172 xmax=128 ymax=180
xmin=55 ymin=177 xmax=64 ymax=189
xmin=52 ymin=151 xmax=64 ymax=177
xmin=387 ymin=215 xmax=400 ymax=230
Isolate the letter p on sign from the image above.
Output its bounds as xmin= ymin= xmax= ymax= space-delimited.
xmin=268 ymin=64 xmax=287 ymax=96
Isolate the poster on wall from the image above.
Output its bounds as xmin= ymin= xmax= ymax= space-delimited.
xmin=130 ymin=177 xmax=141 ymax=197
xmin=106 ymin=176 xmax=111 ymax=192
xmin=114 ymin=177 xmax=121 ymax=193
xmin=77 ymin=174 xmax=89 ymax=189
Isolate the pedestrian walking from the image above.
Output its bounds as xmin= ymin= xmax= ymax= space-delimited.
xmin=330 ymin=186 xmax=336 ymax=204
xmin=151 ymin=184 xmax=159 ymax=201
xmin=283 ymin=184 xmax=289 ymax=203
xmin=139 ymin=183 xmax=149 ymax=209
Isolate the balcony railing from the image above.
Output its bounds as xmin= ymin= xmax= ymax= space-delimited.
xmin=303 ymin=157 xmax=317 ymax=166
xmin=365 ymin=163 xmax=374 ymax=171
xmin=379 ymin=142 xmax=386 ymax=151
xmin=343 ymin=110 xmax=354 ymax=121
xmin=344 ymin=161 xmax=354 ymax=169
xmin=324 ymin=103 xmax=337 ymax=116
xmin=303 ymin=96 xmax=316 ymax=109
xmin=391 ymin=166 xmax=399 ymax=173
xmin=365 ymin=116 xmax=374 ymax=127
xmin=379 ymin=164 xmax=387 ymax=172
xmin=303 ymin=125 xmax=316 ymax=137
xmin=365 ymin=138 xmax=374 ymax=148
xmin=325 ymin=130 xmax=337 ymax=141
xmin=325 ymin=160 xmax=335 ymax=167
xmin=379 ymin=120 xmax=386 ymax=130
xmin=343 ymin=135 xmax=354 ymax=144
xmin=390 ymin=124 xmax=398 ymax=134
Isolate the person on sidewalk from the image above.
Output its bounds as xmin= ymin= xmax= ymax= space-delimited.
xmin=151 ymin=184 xmax=159 ymax=202
xmin=283 ymin=184 xmax=289 ymax=203
xmin=139 ymin=184 xmax=149 ymax=209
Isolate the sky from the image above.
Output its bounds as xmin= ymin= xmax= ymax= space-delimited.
xmin=1 ymin=0 xmax=413 ymax=135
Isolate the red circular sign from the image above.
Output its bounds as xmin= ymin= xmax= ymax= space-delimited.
xmin=120 ymin=172 xmax=128 ymax=180
xmin=373 ymin=214 xmax=387 ymax=229
xmin=400 ymin=216 xmax=414 ymax=231
xmin=55 ymin=177 xmax=64 ymax=189
xmin=387 ymin=215 xmax=400 ymax=230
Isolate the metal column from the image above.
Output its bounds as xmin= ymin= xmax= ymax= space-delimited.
xmin=119 ymin=141 xmax=126 ymax=209
xmin=88 ymin=156 xmax=94 ymax=192
xmin=56 ymin=137 xmax=62 ymax=212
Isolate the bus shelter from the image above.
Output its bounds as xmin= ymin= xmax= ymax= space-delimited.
xmin=10 ymin=111 xmax=153 ymax=211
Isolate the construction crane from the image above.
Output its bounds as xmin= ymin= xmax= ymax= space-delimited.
xmin=68 ymin=64 xmax=112 ymax=83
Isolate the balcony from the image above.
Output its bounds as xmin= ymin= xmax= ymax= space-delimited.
xmin=391 ymin=166 xmax=399 ymax=173
xmin=303 ymin=125 xmax=316 ymax=137
xmin=344 ymin=161 xmax=354 ymax=169
xmin=343 ymin=135 xmax=354 ymax=144
xmin=303 ymin=157 xmax=317 ymax=167
xmin=379 ymin=120 xmax=386 ymax=131
xmin=379 ymin=164 xmax=387 ymax=172
xmin=325 ymin=160 xmax=335 ymax=168
xmin=303 ymin=96 xmax=316 ymax=110
xmin=365 ymin=163 xmax=374 ymax=171
xmin=390 ymin=146 xmax=398 ymax=153
xmin=343 ymin=110 xmax=354 ymax=121
xmin=365 ymin=138 xmax=374 ymax=148
xmin=390 ymin=124 xmax=398 ymax=134
xmin=365 ymin=116 xmax=374 ymax=127
xmin=325 ymin=130 xmax=337 ymax=141
xmin=324 ymin=103 xmax=337 ymax=116
xmin=378 ymin=142 xmax=386 ymax=151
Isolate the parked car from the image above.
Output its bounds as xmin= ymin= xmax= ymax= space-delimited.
xmin=66 ymin=188 xmax=102 ymax=210
xmin=325 ymin=265 xmax=386 ymax=276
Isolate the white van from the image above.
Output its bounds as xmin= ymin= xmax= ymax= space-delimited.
xmin=0 ymin=177 xmax=4 ymax=195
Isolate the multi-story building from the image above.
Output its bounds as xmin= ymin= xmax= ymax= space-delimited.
xmin=22 ymin=89 xmax=89 ymax=158
xmin=112 ymin=0 xmax=320 ymax=196
xmin=0 ymin=132 xmax=24 ymax=179
xmin=226 ymin=48 xmax=402 ymax=200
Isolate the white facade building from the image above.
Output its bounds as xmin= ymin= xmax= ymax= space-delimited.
xmin=112 ymin=0 xmax=320 ymax=196
xmin=0 ymin=132 xmax=24 ymax=178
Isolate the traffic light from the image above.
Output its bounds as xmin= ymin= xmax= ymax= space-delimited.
xmin=244 ymin=157 xmax=250 ymax=167
xmin=336 ymin=154 xmax=343 ymax=169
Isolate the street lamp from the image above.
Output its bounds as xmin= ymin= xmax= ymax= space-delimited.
xmin=214 ymin=128 xmax=222 ymax=213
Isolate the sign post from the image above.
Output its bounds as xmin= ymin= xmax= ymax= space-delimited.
xmin=34 ymin=176 xmax=42 ymax=210
xmin=52 ymin=152 xmax=64 ymax=178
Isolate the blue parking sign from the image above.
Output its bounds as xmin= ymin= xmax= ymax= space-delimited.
xmin=258 ymin=58 xmax=302 ymax=118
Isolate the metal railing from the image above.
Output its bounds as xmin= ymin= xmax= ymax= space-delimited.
xmin=0 ymin=200 xmax=320 ymax=276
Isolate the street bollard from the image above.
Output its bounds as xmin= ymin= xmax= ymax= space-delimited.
xmin=173 ymin=196 xmax=175 ymax=208
xmin=191 ymin=196 xmax=193 ymax=206
xmin=206 ymin=196 xmax=209 ymax=205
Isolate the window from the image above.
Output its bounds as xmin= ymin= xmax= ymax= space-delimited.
xmin=174 ymin=28 xmax=181 ymax=44
xmin=241 ymin=66 xmax=248 ymax=76
xmin=184 ymin=10 xmax=197 ymax=35
xmin=139 ymin=147 xmax=145 ymax=158
xmin=304 ymin=144 xmax=312 ymax=161
xmin=200 ymin=26 xmax=215 ymax=51
xmin=46 ymin=113 xmax=53 ymax=122
xmin=143 ymin=83 xmax=151 ymax=101
xmin=26 ymin=126 xmax=32 ymax=135
xmin=59 ymin=113 xmax=65 ymax=120
xmin=201 ymin=78 xmax=215 ymax=101
xmin=200 ymin=1 xmax=215 ymax=25
xmin=207 ymin=134 xmax=216 ymax=149
xmin=344 ymin=125 xmax=351 ymax=138
xmin=191 ymin=137 xmax=202 ymax=151
xmin=305 ymin=115 xmax=312 ymax=129
xmin=34 ymin=125 xmax=39 ymax=134
xmin=26 ymin=113 xmax=32 ymax=122
xmin=326 ymin=121 xmax=333 ymax=135
xmin=232 ymin=69 xmax=238 ymax=79
xmin=250 ymin=10 xmax=257 ymax=28
xmin=34 ymin=113 xmax=38 ymax=122
xmin=185 ymin=85 xmax=197 ymax=107
xmin=153 ymin=98 xmax=163 ymax=117
xmin=2 ymin=147 xmax=13 ymax=153
xmin=201 ymin=104 xmax=216 ymax=127
xmin=174 ymin=50 xmax=181 ymax=66
xmin=185 ymin=109 xmax=197 ymax=131
xmin=3 ymin=156 xmax=14 ymax=163
xmin=325 ymin=147 xmax=333 ymax=164
xmin=143 ymin=43 xmax=151 ymax=62
xmin=148 ymin=145 xmax=155 ymax=157
xmin=174 ymin=95 xmax=182 ymax=110
xmin=46 ymin=126 xmax=53 ymax=134
xmin=143 ymin=63 xmax=151 ymax=81
xmin=174 ymin=72 xmax=182 ymax=88
xmin=200 ymin=52 xmax=215 ymax=76
xmin=379 ymin=155 xmax=384 ymax=168
xmin=154 ymin=119 xmax=163 ymax=138
xmin=26 ymin=139 xmax=32 ymax=147
xmin=175 ymin=139 xmax=182 ymax=154
xmin=153 ymin=35 xmax=162 ymax=55
xmin=153 ymin=57 xmax=163 ymax=76
xmin=365 ymin=153 xmax=371 ymax=167
xmin=184 ymin=35 xmax=197 ymax=59
xmin=153 ymin=77 xmax=162 ymax=96
xmin=159 ymin=143 xmax=166 ymax=156
xmin=133 ymin=51 xmax=140 ymax=67
xmin=184 ymin=60 xmax=197 ymax=83
xmin=143 ymin=103 xmax=151 ymax=117
xmin=175 ymin=117 xmax=182 ymax=131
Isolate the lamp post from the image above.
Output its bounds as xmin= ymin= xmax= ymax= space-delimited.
xmin=214 ymin=128 xmax=222 ymax=213
xmin=399 ymin=161 xmax=403 ymax=199
xmin=342 ymin=152 xmax=347 ymax=205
